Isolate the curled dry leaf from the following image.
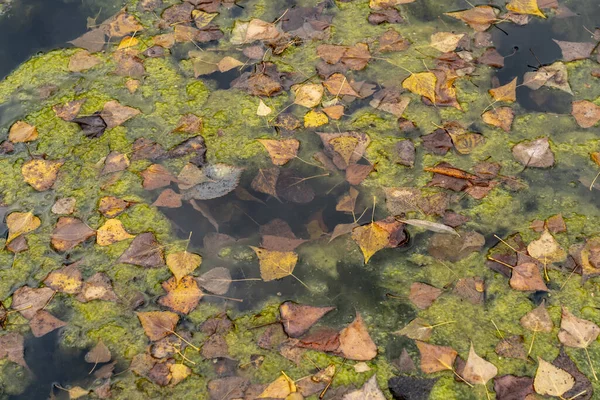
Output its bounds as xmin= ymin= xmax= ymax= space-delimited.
xmin=338 ymin=313 xmax=377 ymax=361
xmin=250 ymin=246 xmax=298 ymax=281
xmin=138 ymin=311 xmax=180 ymax=341
xmin=279 ymin=301 xmax=335 ymax=338
xmin=21 ymin=159 xmax=64 ymax=191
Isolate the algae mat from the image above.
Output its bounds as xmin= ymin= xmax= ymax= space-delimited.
xmin=1 ymin=0 xmax=600 ymax=398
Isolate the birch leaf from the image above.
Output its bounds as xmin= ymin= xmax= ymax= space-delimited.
xmin=352 ymin=223 xmax=390 ymax=264
xmin=534 ymin=358 xmax=574 ymax=397
xmin=402 ymin=72 xmax=437 ymax=103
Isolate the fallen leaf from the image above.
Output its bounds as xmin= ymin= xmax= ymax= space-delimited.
xmin=182 ymin=164 xmax=243 ymax=200
xmin=257 ymin=99 xmax=272 ymax=116
xmin=67 ymin=387 xmax=89 ymax=399
xmin=553 ymin=347 xmax=594 ymax=400
xmin=21 ymin=159 xmax=64 ymax=191
xmin=8 ymin=121 xmax=38 ymax=143
xmin=0 ymin=333 xmax=27 ymax=368
xmin=158 ymin=276 xmax=203 ymax=314
xmin=279 ymin=301 xmax=335 ymax=338
xmin=401 ymin=219 xmax=460 ymax=236
xmin=258 ymin=374 xmax=293 ymax=398
xmin=558 ymin=307 xmax=600 ymax=348
xmin=338 ymin=313 xmax=377 ymax=361
xmin=323 ymin=73 xmax=361 ymax=97
xmin=108 ymin=12 xmax=143 ymax=37
xmin=304 ymin=110 xmax=328 ymax=128
xmin=101 ymin=151 xmax=130 ymax=175
xmin=30 ymin=310 xmax=67 ymax=337
xmin=245 ymin=19 xmax=281 ymax=42
xmin=524 ymin=62 xmax=572 ymax=94
xmin=520 ymin=302 xmax=553 ymax=332
xmin=258 ymin=139 xmax=300 ymax=166
xmin=510 ymin=263 xmax=548 ymax=291
xmin=553 ymin=39 xmax=595 ymax=62
xmin=153 ymin=189 xmax=182 ymax=208
xmin=53 ymin=99 xmax=85 ymax=121
xmin=117 ymin=36 xmax=139 ymax=50
xmin=51 ymin=217 xmax=96 ymax=251
xmin=395 ymin=318 xmax=433 ymax=341
xmin=534 ymin=358 xmax=574 ymax=397
xmin=118 ymin=232 xmax=164 ymax=268
xmin=293 ymin=83 xmax=324 ymax=108
xmin=251 ymin=247 xmax=298 ymax=281
xmin=96 ymin=219 xmax=134 ymax=246
xmin=76 ymin=272 xmax=118 ymax=302
xmin=343 ymin=375 xmax=385 ymax=400
xmin=251 ymin=167 xmax=280 ymax=199
xmin=192 ymin=10 xmax=218 ymax=29
xmin=319 ymin=131 xmax=370 ymax=169
xmin=512 ymin=137 xmax=555 ymax=168
xmin=506 ymin=0 xmax=545 ymax=17
xmin=98 ymin=196 xmax=132 ymax=218
xmin=141 ymin=164 xmax=175 ymax=190
xmin=409 ymin=282 xmax=443 ymax=309
xmin=495 ymin=335 xmax=527 ymax=360
xmin=68 ymin=27 xmax=107 ymax=53
xmin=352 ymin=222 xmax=390 ymax=264
xmin=336 ymin=187 xmax=359 ymax=213
xmin=44 ymin=263 xmax=83 ymax=294
xmin=138 ymin=311 xmax=180 ymax=341
xmin=100 ymin=100 xmax=140 ymax=129
xmin=6 ymin=211 xmax=40 ymax=245
xmin=68 ymin=50 xmax=101 ymax=72
xmin=11 ymin=286 xmax=55 ymax=319
xmin=276 ymin=169 xmax=315 ymax=204
xmin=402 ymin=72 xmax=437 ymax=103
xmin=494 ymin=375 xmax=534 ymax=400
xmin=166 ymin=252 xmax=202 ymax=284
xmin=329 ymin=222 xmax=359 ymax=242
xmin=416 ymin=340 xmax=457 ymax=373
xmin=572 ymin=100 xmax=600 ymax=128
xmin=196 ymin=267 xmax=231 ymax=295
xmin=489 ymin=78 xmax=517 ymax=102
xmin=346 ymin=163 xmax=374 ymax=185
xmin=52 ymin=197 xmax=76 ymax=215
xmin=482 ymin=107 xmax=514 ymax=132
xmin=430 ymin=32 xmax=465 ymax=53
xmin=527 ymin=230 xmax=566 ymax=263
xmin=445 ymin=6 xmax=498 ymax=31
xmin=208 ymin=377 xmax=250 ymax=400
xmin=462 ymin=344 xmax=498 ymax=385
xmin=85 ymin=340 xmax=111 ymax=363
xmin=217 ymin=56 xmax=243 ymax=72
xmin=170 ymin=363 xmax=191 ymax=386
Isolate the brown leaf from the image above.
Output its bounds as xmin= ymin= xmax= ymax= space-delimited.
xmin=159 ymin=276 xmax=203 ymax=314
xmin=409 ymin=282 xmax=443 ymax=309
xmin=118 ymin=232 xmax=164 ymax=268
xmin=208 ymin=377 xmax=250 ymax=400
xmin=53 ymin=99 xmax=85 ymax=121
xmin=495 ymin=335 xmax=527 ymax=360
xmin=553 ymin=39 xmax=595 ymax=62
xmin=377 ymin=29 xmax=409 ymax=53
xmin=251 ymin=167 xmax=280 ymax=199
xmin=346 ymin=163 xmax=373 ymax=185
xmin=336 ymin=187 xmax=359 ymax=213
xmin=153 ymin=189 xmax=182 ymax=208
xmin=279 ymin=301 xmax=335 ymax=338
xmin=68 ymin=50 xmax=101 ymax=72
xmin=489 ymin=78 xmax=517 ymax=102
xmin=297 ymin=327 xmax=340 ymax=352
xmin=108 ymin=12 xmax=143 ymax=37
xmin=8 ymin=121 xmax=38 ymax=143
xmin=317 ymin=43 xmax=371 ymax=70
xmin=453 ymin=277 xmax=485 ymax=304
xmin=479 ymin=48 xmax=505 ymax=68
xmin=100 ymin=100 xmax=140 ymax=129
xmin=101 ymin=151 xmax=130 ymax=175
xmin=44 ymin=263 xmax=83 ymax=294
xmin=553 ymin=347 xmax=594 ymax=400
xmin=482 ymin=107 xmax=514 ymax=132
xmin=141 ymin=164 xmax=175 ymax=190
xmin=323 ymin=73 xmax=361 ymax=97
xmin=11 ymin=286 xmax=55 ymax=320
xmin=98 ymin=196 xmax=132 ymax=218
xmin=258 ymin=139 xmax=300 ymax=166
xmin=21 ymin=159 xmax=64 ymax=191
xmin=0 ymin=333 xmax=27 ymax=368
xmin=30 ymin=310 xmax=67 ymax=337
xmin=416 ymin=340 xmax=457 ymax=373
xmin=572 ymin=100 xmax=600 ymax=128
xmin=85 ymin=340 xmax=111 ymax=363
xmin=76 ymin=273 xmax=118 ymax=302
xmin=343 ymin=375 xmax=385 ymax=399
xmin=510 ymin=263 xmax=548 ymax=291
xmin=276 ymin=169 xmax=315 ymax=204
xmin=68 ymin=27 xmax=107 ymax=53
xmin=338 ymin=313 xmax=377 ymax=361
xmin=494 ymin=375 xmax=534 ymax=400
xmin=558 ymin=307 xmax=600 ymax=348
xmin=137 ymin=311 xmax=180 ymax=341
xmin=51 ymin=217 xmax=96 ymax=251
xmin=445 ymin=6 xmax=498 ymax=31
xmin=462 ymin=344 xmax=498 ymax=385
xmin=520 ymin=302 xmax=553 ymax=332
xmin=512 ymin=137 xmax=555 ymax=168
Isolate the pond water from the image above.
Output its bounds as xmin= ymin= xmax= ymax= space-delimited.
xmin=1 ymin=0 xmax=600 ymax=399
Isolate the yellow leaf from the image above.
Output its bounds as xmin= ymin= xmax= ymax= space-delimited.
xmin=158 ymin=276 xmax=203 ymax=314
xmin=217 ymin=56 xmax=243 ymax=72
xmin=402 ymin=72 xmax=437 ymax=104
xmin=329 ymin=136 xmax=359 ymax=165
xmin=369 ymin=0 xmax=414 ymax=10
xmin=6 ymin=212 xmax=40 ymax=244
xmin=117 ymin=36 xmax=139 ymax=49
xmin=170 ymin=363 xmax=191 ymax=386
xmin=506 ymin=0 xmax=545 ymax=18
xmin=9 ymin=121 xmax=38 ymax=143
xmin=430 ymin=32 xmax=465 ymax=53
xmin=96 ymin=219 xmax=134 ymax=246
xmin=304 ymin=110 xmax=328 ymax=128
xmin=258 ymin=139 xmax=300 ymax=166
xmin=445 ymin=6 xmax=498 ymax=32
xmin=257 ymin=99 xmax=272 ymax=116
xmin=68 ymin=386 xmax=89 ymax=399
xmin=489 ymin=77 xmax=517 ymax=102
xmin=192 ymin=10 xmax=218 ymax=29
xmin=293 ymin=83 xmax=324 ymax=108
xmin=167 ymin=252 xmax=202 ymax=283
xmin=21 ymin=159 xmax=64 ymax=191
xmin=351 ymin=223 xmax=390 ymax=264
xmin=534 ymin=358 xmax=574 ymax=397
xmin=250 ymin=247 xmax=298 ymax=281
xmin=258 ymin=375 xmax=293 ymax=398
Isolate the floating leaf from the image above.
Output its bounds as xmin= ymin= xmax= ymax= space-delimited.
xmin=196 ymin=267 xmax=231 ymax=295
xmin=330 ymin=136 xmax=359 ymax=166
xmin=369 ymin=0 xmax=414 ymax=10
xmin=512 ymin=138 xmax=554 ymax=168
xmin=336 ymin=187 xmax=359 ymax=213
xmin=158 ymin=276 xmax=203 ymax=314
xmin=96 ymin=219 xmax=134 ymax=246
xmin=395 ymin=318 xmax=433 ymax=341
xmin=6 ymin=212 xmax=40 ymax=245
xmin=352 ymin=222 xmax=390 ymax=264
xmin=430 ymin=32 xmax=465 ymax=53
xmin=85 ymin=340 xmax=111 ymax=364
xmin=482 ymin=107 xmax=514 ymax=132
xmin=137 ymin=311 xmax=180 ymax=341
xmin=462 ymin=344 xmax=498 ymax=385
xmin=100 ymin=100 xmax=140 ymax=129
xmin=402 ymin=72 xmax=436 ymax=103
xmin=323 ymin=73 xmax=361 ymax=97
xmin=572 ymin=100 xmax=600 ymax=129
xmin=338 ymin=313 xmax=377 ymax=361
xmin=51 ymin=217 xmax=96 ymax=251
xmin=21 ymin=159 xmax=63 ymax=191
xmin=250 ymin=247 xmax=298 ymax=281
xmin=489 ymin=78 xmax=517 ymax=102
xmin=183 ymin=164 xmax=243 ymax=200
xmin=416 ymin=340 xmax=457 ymax=373
xmin=101 ymin=151 xmax=130 ymax=175
xmin=293 ymin=83 xmax=324 ymax=108
xmin=494 ymin=375 xmax=535 ymax=400
xmin=343 ymin=375 xmax=385 ymax=400
xmin=520 ymin=303 xmax=553 ymax=333
xmin=400 ymin=219 xmax=460 ymax=236
xmin=44 ymin=264 xmax=83 ymax=294
xmin=523 ymin=62 xmax=572 ymax=94
xmin=170 ymin=363 xmax=191 ymax=386
xmin=304 ymin=110 xmax=328 ymax=128
xmin=256 ymin=99 xmax=272 ymax=116
xmin=118 ymin=232 xmax=164 ymax=268
xmin=153 ymin=189 xmax=182 ymax=208
xmin=510 ymin=262 xmax=548 ymax=291
xmin=167 ymin=252 xmax=202 ymax=284
xmin=8 ymin=121 xmax=38 ymax=143
xmin=558 ymin=307 xmax=600 ymax=349
xmin=30 ymin=310 xmax=67 ymax=337
xmin=279 ymin=301 xmax=335 ymax=338
xmin=68 ymin=50 xmax=101 ymax=72
xmin=217 ymin=56 xmax=243 ymax=72
xmin=534 ymin=358 xmax=574 ymax=397
xmin=258 ymin=374 xmax=293 ymax=398
xmin=258 ymin=139 xmax=300 ymax=166
xmin=445 ymin=6 xmax=498 ymax=32
xmin=409 ymin=282 xmax=443 ymax=309
xmin=11 ymin=286 xmax=55 ymax=320
xmin=99 ymin=196 xmax=132 ymax=218
xmin=553 ymin=39 xmax=595 ymax=62
xmin=527 ymin=230 xmax=566 ymax=263
xmin=76 ymin=273 xmax=118 ymax=303
xmin=506 ymin=0 xmax=545 ymax=18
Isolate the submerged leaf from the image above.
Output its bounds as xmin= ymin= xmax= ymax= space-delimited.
xmin=196 ymin=267 xmax=231 ymax=295
xmin=51 ymin=217 xmax=96 ymax=251
xmin=402 ymin=72 xmax=436 ymax=103
xmin=138 ymin=311 xmax=180 ymax=341
xmin=280 ymin=301 xmax=335 ymax=338
xmin=118 ymin=232 xmax=164 ymax=268
xmin=250 ymin=247 xmax=298 ymax=281
xmin=183 ymin=164 xmax=243 ymax=200
xmin=445 ymin=6 xmax=498 ymax=32
xmin=401 ymin=219 xmax=459 ymax=236
xmin=343 ymin=375 xmax=385 ymax=399
xmin=158 ymin=276 xmax=203 ymax=314
xmin=258 ymin=139 xmax=300 ymax=166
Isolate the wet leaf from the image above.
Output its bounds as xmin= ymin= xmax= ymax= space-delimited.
xmin=6 ymin=211 xmax=40 ymax=245
xmin=572 ymin=100 xmax=600 ymax=128
xmin=21 ymin=159 xmax=64 ymax=191
xmin=553 ymin=347 xmax=594 ymax=400
xmin=524 ymin=62 xmax=572 ymax=94
xmin=370 ymin=89 xmax=410 ymax=117
xmin=141 ymin=164 xmax=175 ymax=190
xmin=279 ymin=301 xmax=335 ymax=338
xmin=256 ymin=99 xmax=272 ymax=116
xmin=96 ymin=219 xmax=134 ymax=246
xmin=72 ymin=113 xmax=107 ymax=138
xmin=346 ymin=163 xmax=374 ymax=185
xmin=489 ymin=78 xmax=517 ymax=102
xmin=293 ymin=83 xmax=324 ymax=108
xmin=100 ymin=100 xmax=140 ymax=129
xmin=51 ymin=217 xmax=96 ymax=251
xmin=76 ymin=273 xmax=118 ymax=303
xmin=11 ymin=286 xmax=55 ymax=320
xmin=409 ymin=282 xmax=443 ymax=309
xmin=338 ymin=313 xmax=377 ymax=361
xmin=0 ymin=333 xmax=27 ymax=368
xmin=445 ymin=6 xmax=498 ymax=32
xmin=400 ymin=219 xmax=459 ymax=236
xmin=430 ymin=32 xmax=465 ymax=53
xmin=527 ymin=229 xmax=566 ymax=263
xmin=329 ymin=136 xmax=359 ymax=166
xmin=558 ymin=307 xmax=600 ymax=348
xmin=258 ymin=374 xmax=293 ymax=398
xmin=319 ymin=131 xmax=370 ymax=169
xmin=251 ymin=167 xmax=280 ymax=199
xmin=329 ymin=222 xmax=359 ymax=242
xmin=118 ymin=232 xmax=164 ymax=268
xmin=494 ymin=375 xmax=534 ymax=400
xmin=153 ymin=189 xmax=182 ymax=208
xmin=258 ymin=139 xmax=300 ymax=166
xmin=512 ymin=137 xmax=555 ymax=168
xmin=85 ymin=340 xmax=111 ymax=363
xmin=245 ymin=18 xmax=281 ymax=42
xmin=44 ymin=263 xmax=83 ymax=294
xmin=323 ymin=73 xmax=361 ymax=97
xmin=416 ymin=340 xmax=457 ymax=373
xmin=108 ymin=12 xmax=143 ymax=37
xmin=534 ymin=358 xmax=574 ymax=397
xmin=402 ymin=72 xmax=436 ymax=103
xmin=251 ymin=247 xmax=298 ymax=281
xmin=53 ymin=99 xmax=85 ymax=121
xmin=68 ymin=27 xmax=107 ymax=53
xmin=196 ymin=267 xmax=231 ymax=295
xmin=159 ymin=276 xmax=203 ymax=314
xmin=52 ymin=197 xmax=76 ymax=215
xmin=520 ymin=302 xmax=553 ymax=332
xmin=495 ymin=335 xmax=527 ymax=360
xmin=68 ymin=50 xmax=101 ymax=72
xmin=352 ymin=222 xmax=390 ymax=264
xmin=553 ymin=39 xmax=595 ymax=62
xmin=276 ymin=169 xmax=315 ymax=203
xmin=137 ymin=311 xmax=180 ymax=341
xmin=208 ymin=377 xmax=250 ymax=400
xmin=304 ymin=110 xmax=328 ymax=128
xmin=30 ymin=310 xmax=67 ymax=337
xmin=170 ymin=363 xmax=191 ymax=386
xmin=343 ymin=375 xmax=385 ymax=399
xmin=183 ymin=164 xmax=243 ymax=200
xmin=506 ymin=0 xmax=545 ymax=17
xmin=482 ymin=107 xmax=514 ymax=132
xmin=98 ymin=196 xmax=132 ymax=218
xmin=462 ymin=344 xmax=498 ymax=385
xmin=395 ymin=318 xmax=433 ymax=341
xmin=101 ymin=151 xmax=130 ymax=175
xmin=217 ymin=56 xmax=243 ymax=72
xmin=8 ymin=121 xmax=38 ymax=143
xmin=336 ymin=187 xmax=359 ymax=213
xmin=510 ymin=262 xmax=548 ymax=291
xmin=167 ymin=252 xmax=202 ymax=284
xmin=176 ymin=163 xmax=207 ymax=190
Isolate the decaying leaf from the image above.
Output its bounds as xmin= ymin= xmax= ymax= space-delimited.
xmin=293 ymin=83 xmax=324 ymax=108
xmin=445 ymin=6 xmax=498 ymax=32
xmin=100 ymin=100 xmax=140 ymax=129
xmin=402 ymin=72 xmax=437 ymax=103
xmin=0 ymin=333 xmax=27 ymax=368
xmin=11 ymin=286 xmax=55 ymax=319
xmin=257 ymin=99 xmax=272 ymax=116
xmin=6 ymin=211 xmax=40 ymax=245
xmin=258 ymin=374 xmax=294 ymax=398
xmin=338 ymin=313 xmax=377 ymax=361
xmin=343 ymin=375 xmax=385 ymax=400
xmin=101 ymin=151 xmax=130 ymax=175
xmin=170 ymin=363 xmax=191 ymax=386
xmin=251 ymin=247 xmax=298 ymax=281
xmin=196 ymin=267 xmax=231 ymax=295
xmin=534 ymin=358 xmax=574 ymax=397
xmin=44 ymin=263 xmax=83 ymax=294
xmin=520 ymin=302 xmax=553 ymax=332
xmin=183 ymin=164 xmax=243 ymax=200
xmin=51 ymin=217 xmax=96 ymax=251
xmin=158 ymin=276 xmax=203 ymax=314
xmin=251 ymin=167 xmax=280 ymax=199
xmin=30 ymin=310 xmax=67 ymax=337
xmin=430 ymin=32 xmax=465 ymax=53
xmin=323 ymin=73 xmax=361 ymax=97
xmin=523 ymin=62 xmax=572 ymax=94
xmin=553 ymin=39 xmax=595 ymax=62
xmin=85 ymin=340 xmax=111 ymax=364
xmin=395 ymin=318 xmax=433 ymax=341
xmin=489 ymin=78 xmax=517 ymax=102
xmin=279 ymin=301 xmax=335 ymax=338
xmin=572 ymin=100 xmax=600 ymax=129
xmin=482 ymin=107 xmax=514 ymax=132
xmin=409 ymin=282 xmax=443 ymax=309
xmin=416 ymin=340 xmax=457 ymax=373
xmin=352 ymin=222 xmax=390 ymax=264
xmin=258 ymin=139 xmax=300 ymax=166
xmin=8 ymin=121 xmax=38 ymax=143
xmin=138 ymin=311 xmax=180 ymax=341
xmin=462 ymin=344 xmax=498 ymax=385
xmin=167 ymin=252 xmax=202 ymax=283
xmin=527 ymin=230 xmax=566 ymax=263
xmin=21 ymin=159 xmax=64 ymax=191
xmin=118 ymin=232 xmax=164 ymax=268
xmin=510 ymin=262 xmax=548 ymax=291
xmin=512 ymin=138 xmax=555 ymax=168
xmin=558 ymin=307 xmax=600 ymax=348
xmin=99 ymin=196 xmax=132 ymax=218
xmin=76 ymin=273 xmax=118 ymax=303
xmin=401 ymin=219 xmax=459 ymax=236
xmin=96 ymin=219 xmax=134 ymax=246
